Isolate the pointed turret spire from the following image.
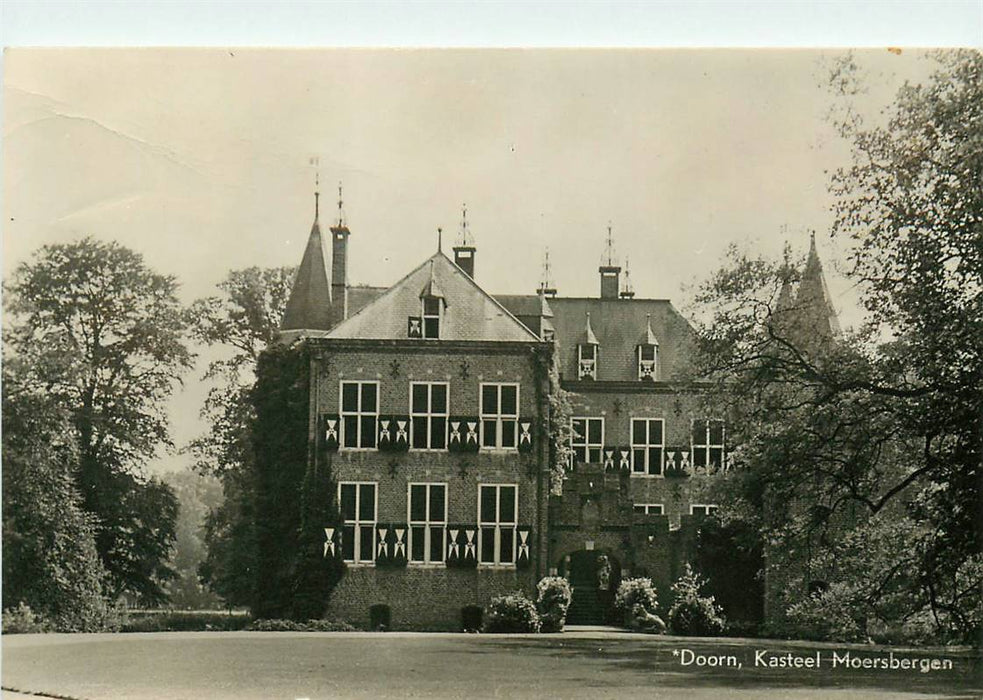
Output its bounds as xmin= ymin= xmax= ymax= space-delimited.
xmin=280 ymin=188 xmax=333 ymax=333
xmin=794 ymin=231 xmax=841 ymax=340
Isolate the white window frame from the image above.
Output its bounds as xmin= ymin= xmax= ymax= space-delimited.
xmin=338 ymin=481 xmax=378 ymax=565
xmin=340 ymin=380 xmax=380 ymax=450
xmin=578 ymin=344 xmax=597 ymax=379
xmin=422 ymin=296 xmax=442 ymax=339
xmin=690 ymin=504 xmax=719 ymax=516
xmin=479 ymin=383 xmax=520 ymax=450
xmin=632 ymin=503 xmax=665 ymax=515
xmin=691 ymin=419 xmax=726 ymax=471
xmin=409 ymin=382 xmax=450 ymax=451
xmin=407 ymin=482 xmax=448 ymax=565
xmin=570 ymin=416 xmax=604 ymax=466
xmin=631 ymin=417 xmax=665 ymax=477
xmin=638 ymin=344 xmax=657 ymax=381
xmin=477 ymin=483 xmax=518 ymax=566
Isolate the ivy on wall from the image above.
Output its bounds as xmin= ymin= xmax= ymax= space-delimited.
xmin=251 ymin=341 xmax=344 ymax=620
xmin=532 ymin=343 xmax=574 ymax=495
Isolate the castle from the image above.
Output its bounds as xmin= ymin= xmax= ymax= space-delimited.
xmin=277 ymin=191 xmax=839 ymax=630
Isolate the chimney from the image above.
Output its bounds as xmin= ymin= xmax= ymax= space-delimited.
xmin=453 ymin=245 xmax=475 ymax=279
xmin=452 ymin=203 xmax=476 ymax=279
xmin=598 ymin=224 xmax=621 ymax=299
xmin=330 ymin=182 xmax=350 ymax=324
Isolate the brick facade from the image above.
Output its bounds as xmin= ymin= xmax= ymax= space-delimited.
xmin=278 ymin=203 xmax=834 ymax=630
xmin=310 ymin=340 xmax=550 ymax=630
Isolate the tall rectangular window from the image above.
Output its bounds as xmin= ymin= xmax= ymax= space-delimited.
xmin=410 ymin=383 xmax=449 ymax=450
xmin=480 ymin=383 xmax=519 ymax=449
xmin=408 ymin=483 xmax=447 ymax=564
xmin=341 ymin=381 xmax=378 ymax=448
xmin=571 ymin=417 xmax=604 ymax=465
xmin=478 ymin=484 xmax=517 ymax=565
xmin=692 ymin=419 xmax=726 ymax=470
xmin=422 ymin=296 xmax=441 ymax=339
xmin=631 ymin=418 xmax=664 ymax=476
xmin=339 ymin=482 xmax=377 ymax=564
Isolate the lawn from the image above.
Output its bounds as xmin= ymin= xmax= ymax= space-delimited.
xmin=3 ymin=630 xmax=980 ymax=700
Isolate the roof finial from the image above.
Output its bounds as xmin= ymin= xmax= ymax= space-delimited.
xmin=600 ymin=221 xmax=619 ymax=268
xmin=620 ymin=256 xmax=635 ymax=299
xmin=456 ymin=203 xmax=474 ymax=247
xmin=538 ymin=247 xmax=557 ymax=297
xmin=309 ymin=156 xmax=321 ymax=222
xmin=337 ymin=181 xmax=345 ymax=227
xmin=437 ymin=227 xmax=443 ymax=253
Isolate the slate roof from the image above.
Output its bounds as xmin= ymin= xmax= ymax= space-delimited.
xmin=325 ymin=252 xmax=541 ymax=342
xmin=795 ymin=234 xmax=841 ymax=340
xmin=348 ymin=285 xmax=386 ymax=315
xmin=548 ymin=297 xmax=696 ymax=382
xmin=280 ymin=218 xmax=333 ymax=331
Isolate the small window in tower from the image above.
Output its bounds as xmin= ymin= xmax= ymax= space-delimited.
xmin=638 ymin=344 xmax=657 ymax=381
xmin=578 ymin=344 xmax=597 ymax=380
xmin=422 ymin=296 xmax=441 ymax=339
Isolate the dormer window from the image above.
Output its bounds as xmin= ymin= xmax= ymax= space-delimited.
xmin=422 ymin=296 xmax=441 ymax=339
xmin=578 ymin=343 xmax=597 ymax=380
xmin=638 ymin=344 xmax=657 ymax=381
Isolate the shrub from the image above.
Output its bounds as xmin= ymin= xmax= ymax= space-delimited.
xmin=121 ymin=611 xmax=252 ymax=633
xmin=247 ymin=618 xmax=355 ymax=632
xmin=2 ymin=603 xmax=51 ymax=634
xmin=784 ymin=581 xmax=866 ymax=642
xmin=615 ymin=578 xmax=659 ymax=617
xmin=536 ymin=577 xmax=573 ymax=633
xmin=668 ymin=565 xmax=725 ymax=636
xmin=483 ymin=592 xmax=541 ymax=633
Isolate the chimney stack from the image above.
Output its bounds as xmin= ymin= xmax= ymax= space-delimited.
xmin=452 ymin=203 xmax=476 ymax=278
xmin=599 ymin=224 xmax=621 ymax=299
xmin=330 ymin=182 xmax=350 ymax=324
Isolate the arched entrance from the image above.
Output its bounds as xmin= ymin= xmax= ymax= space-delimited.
xmin=559 ymin=550 xmax=622 ymax=625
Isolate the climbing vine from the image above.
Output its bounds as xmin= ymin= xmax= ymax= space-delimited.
xmin=532 ymin=343 xmax=574 ymax=495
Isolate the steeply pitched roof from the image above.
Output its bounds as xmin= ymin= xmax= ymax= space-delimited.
xmin=280 ymin=218 xmax=334 ymax=331
xmin=793 ymin=234 xmax=841 ymax=342
xmin=547 ymin=297 xmax=696 ymax=381
xmin=325 ymin=251 xmax=540 ymax=342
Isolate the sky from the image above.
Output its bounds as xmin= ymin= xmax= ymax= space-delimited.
xmin=0 ymin=47 xmax=949 ymax=472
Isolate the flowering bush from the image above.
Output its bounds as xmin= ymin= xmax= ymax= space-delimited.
xmin=536 ymin=576 xmax=573 ymax=632
xmin=668 ymin=565 xmax=725 ymax=636
xmin=614 ymin=577 xmax=659 ymax=617
xmin=484 ymin=592 xmax=541 ymax=633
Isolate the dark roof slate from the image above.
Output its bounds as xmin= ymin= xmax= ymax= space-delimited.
xmin=325 ymin=252 xmax=540 ymax=342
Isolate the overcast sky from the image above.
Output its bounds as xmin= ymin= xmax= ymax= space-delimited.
xmin=2 ymin=48 xmax=940 ymax=472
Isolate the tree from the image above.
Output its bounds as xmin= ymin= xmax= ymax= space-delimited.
xmin=4 ymin=237 xmax=194 ymax=603
xmin=691 ymin=51 xmax=982 ymax=642
xmin=162 ymin=470 xmax=223 ymax=609
xmin=2 ymin=366 xmax=116 ymax=631
xmin=187 ymin=267 xmax=296 ymax=610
